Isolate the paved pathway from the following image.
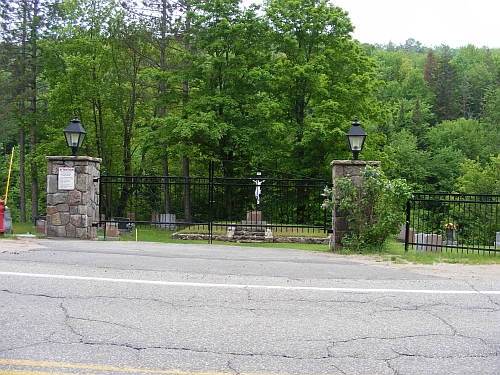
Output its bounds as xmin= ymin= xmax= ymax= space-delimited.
xmin=1 ymin=239 xmax=499 ymax=374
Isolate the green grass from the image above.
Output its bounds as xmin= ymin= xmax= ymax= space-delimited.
xmin=175 ymin=224 xmax=328 ymax=238
xmin=0 ymin=222 xmax=39 ymax=239
xmin=116 ymin=227 xmax=202 ymax=243
xmin=342 ymin=239 xmax=500 ymax=265
xmin=14 ymin=222 xmax=36 ymax=234
xmin=118 ymin=224 xmax=329 ymax=251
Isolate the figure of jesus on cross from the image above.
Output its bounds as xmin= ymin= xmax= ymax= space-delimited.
xmin=252 ymin=178 xmax=265 ymax=207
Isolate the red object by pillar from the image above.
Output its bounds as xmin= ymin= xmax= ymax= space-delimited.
xmin=0 ymin=199 xmax=5 ymax=234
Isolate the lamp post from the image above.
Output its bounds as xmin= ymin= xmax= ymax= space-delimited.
xmin=63 ymin=116 xmax=86 ymax=156
xmin=346 ymin=118 xmax=367 ymax=160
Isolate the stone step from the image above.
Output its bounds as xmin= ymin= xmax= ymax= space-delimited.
xmin=235 ymin=240 xmax=273 ymax=243
xmin=226 ymin=225 xmax=273 ymax=243
xmin=234 ymin=234 xmax=268 ymax=239
xmin=236 ymin=227 xmax=267 ymax=232
xmin=234 ymin=231 xmax=266 ymax=237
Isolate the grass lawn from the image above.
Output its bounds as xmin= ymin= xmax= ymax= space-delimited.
xmin=349 ymin=239 xmax=500 ymax=265
xmin=7 ymin=222 xmax=37 ymax=236
xmin=118 ymin=224 xmax=330 ymax=251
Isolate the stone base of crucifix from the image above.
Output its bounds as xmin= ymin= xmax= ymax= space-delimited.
xmin=246 ymin=210 xmax=262 ymax=223
xmin=226 ymin=210 xmax=272 ymax=243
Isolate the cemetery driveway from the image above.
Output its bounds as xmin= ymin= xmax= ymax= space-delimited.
xmin=0 ymin=238 xmax=499 ymax=375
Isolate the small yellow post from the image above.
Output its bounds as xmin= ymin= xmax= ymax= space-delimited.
xmin=4 ymin=147 xmax=14 ymax=205
xmin=135 ymin=228 xmax=138 ymax=241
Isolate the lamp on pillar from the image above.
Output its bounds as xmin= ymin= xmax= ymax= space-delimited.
xmin=346 ymin=118 xmax=367 ymax=160
xmin=63 ymin=116 xmax=86 ymax=156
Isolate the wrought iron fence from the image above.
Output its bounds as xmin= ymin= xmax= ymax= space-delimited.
xmin=99 ymin=166 xmax=328 ymax=240
xmin=405 ymin=193 xmax=500 ymax=254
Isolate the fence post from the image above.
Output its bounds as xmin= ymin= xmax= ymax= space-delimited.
xmin=208 ymin=161 xmax=214 ymax=244
xmin=405 ymin=199 xmax=411 ymax=252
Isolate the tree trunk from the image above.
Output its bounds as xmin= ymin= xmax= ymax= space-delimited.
xmin=182 ymin=154 xmax=191 ymax=223
xmin=162 ymin=146 xmax=171 ymax=215
xmin=160 ymin=0 xmax=171 ymax=216
xmin=18 ymin=0 xmax=28 ymax=223
xmin=29 ymin=0 xmax=39 ymax=222
xmin=182 ymin=1 xmax=191 ymax=223
xmin=19 ymin=127 xmax=26 ymax=222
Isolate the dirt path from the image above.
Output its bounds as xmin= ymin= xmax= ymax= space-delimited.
xmin=334 ymin=252 xmax=500 ymax=281
xmin=0 ymin=238 xmax=47 ymax=253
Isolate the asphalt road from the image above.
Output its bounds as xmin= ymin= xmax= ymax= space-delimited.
xmin=0 ymin=238 xmax=499 ymax=375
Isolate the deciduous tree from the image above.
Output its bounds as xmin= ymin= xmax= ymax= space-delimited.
xmin=265 ymin=0 xmax=381 ymax=177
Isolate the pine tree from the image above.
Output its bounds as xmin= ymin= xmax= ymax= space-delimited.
xmin=0 ymin=0 xmax=48 ymax=221
xmin=428 ymin=49 xmax=460 ymax=123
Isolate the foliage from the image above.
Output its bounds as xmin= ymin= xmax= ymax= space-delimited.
xmin=322 ymin=165 xmax=412 ymax=252
xmin=2 ymin=0 xmax=500 ymax=222
xmin=455 ymin=155 xmax=500 ymax=194
xmin=264 ymin=0 xmax=382 ymax=177
xmin=384 ymin=130 xmax=429 ymax=191
xmin=426 ymin=118 xmax=493 ymax=161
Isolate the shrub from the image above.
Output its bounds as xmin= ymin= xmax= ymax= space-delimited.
xmin=322 ymin=166 xmax=412 ymax=252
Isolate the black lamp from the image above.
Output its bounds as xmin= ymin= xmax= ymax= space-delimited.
xmin=63 ymin=116 xmax=86 ymax=156
xmin=346 ymin=118 xmax=367 ymax=160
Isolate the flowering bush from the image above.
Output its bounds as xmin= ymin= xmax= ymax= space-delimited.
xmin=322 ymin=166 xmax=412 ymax=251
xmin=126 ymin=222 xmax=136 ymax=231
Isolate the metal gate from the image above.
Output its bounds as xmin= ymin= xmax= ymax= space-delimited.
xmin=405 ymin=193 xmax=500 ymax=253
xmin=99 ymin=162 xmax=328 ymax=241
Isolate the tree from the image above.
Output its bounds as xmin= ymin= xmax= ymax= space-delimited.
xmin=0 ymin=0 xmax=47 ymax=221
xmin=106 ymin=18 xmax=155 ymax=216
xmin=426 ymin=118 xmax=493 ymax=161
xmin=451 ymin=45 xmax=498 ymax=120
xmin=456 ymin=155 xmax=500 ymax=195
xmin=42 ymin=0 xmax=174 ymax=218
xmin=423 ymin=50 xmax=438 ymax=85
xmin=124 ymin=0 xmax=188 ymax=216
xmin=265 ymin=0 xmax=381 ymax=177
xmin=175 ymin=0 xmax=274 ymax=214
xmin=430 ymin=48 xmax=460 ymax=122
xmin=385 ymin=129 xmax=429 ymax=191
xmin=183 ymin=0 xmax=273 ymax=164
xmin=425 ymin=146 xmax=466 ymax=193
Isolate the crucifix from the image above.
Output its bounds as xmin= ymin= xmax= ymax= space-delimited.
xmin=252 ymin=164 xmax=265 ymax=209
xmin=252 ymin=178 xmax=265 ymax=207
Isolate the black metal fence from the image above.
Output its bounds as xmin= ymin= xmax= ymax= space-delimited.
xmin=99 ymin=165 xmax=328 ymax=239
xmin=405 ymin=193 xmax=500 ymax=254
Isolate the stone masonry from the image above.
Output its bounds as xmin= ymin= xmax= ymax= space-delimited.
xmin=330 ymin=160 xmax=381 ymax=250
xmin=46 ymin=156 xmax=101 ymax=240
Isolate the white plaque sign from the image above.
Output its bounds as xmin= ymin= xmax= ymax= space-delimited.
xmin=58 ymin=167 xmax=75 ymax=190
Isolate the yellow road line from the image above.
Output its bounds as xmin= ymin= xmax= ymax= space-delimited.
xmin=0 ymin=371 xmax=100 ymax=375
xmin=0 ymin=359 xmax=190 ymax=374
xmin=0 ymin=359 xmax=281 ymax=375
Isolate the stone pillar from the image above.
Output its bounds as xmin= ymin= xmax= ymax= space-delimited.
xmin=330 ymin=160 xmax=381 ymax=250
xmin=46 ymin=156 xmax=102 ymax=240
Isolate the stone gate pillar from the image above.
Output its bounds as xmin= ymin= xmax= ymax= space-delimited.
xmin=330 ymin=160 xmax=381 ymax=250
xmin=46 ymin=156 xmax=101 ymax=240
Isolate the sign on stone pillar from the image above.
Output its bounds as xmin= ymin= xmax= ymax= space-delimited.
xmin=329 ymin=160 xmax=382 ymax=251
xmin=46 ymin=156 xmax=102 ymax=240
xmin=58 ymin=167 xmax=75 ymax=190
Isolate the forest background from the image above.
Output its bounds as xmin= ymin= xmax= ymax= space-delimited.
xmin=1 ymin=0 xmax=499 ymax=223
